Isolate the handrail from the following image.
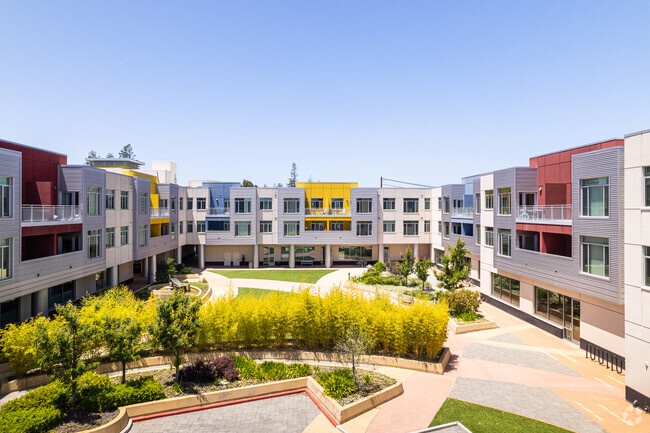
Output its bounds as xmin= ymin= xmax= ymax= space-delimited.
xmin=21 ymin=204 xmax=82 ymax=223
xmin=516 ymin=205 xmax=572 ymax=223
xmin=207 ymin=208 xmax=230 ymax=216
xmin=305 ymin=208 xmax=349 ymax=216
xmin=150 ymin=207 xmax=170 ymax=218
xmin=451 ymin=207 xmax=474 ymax=217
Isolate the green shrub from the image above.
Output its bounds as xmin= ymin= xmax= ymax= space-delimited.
xmin=111 ymin=376 xmax=165 ymax=407
xmin=77 ymin=372 xmax=112 ymax=412
xmin=77 ymin=372 xmax=165 ymax=412
xmin=0 ymin=316 xmax=53 ymax=376
xmin=316 ymin=369 xmax=358 ymax=400
xmin=0 ymin=406 xmax=62 ymax=433
xmin=257 ymin=361 xmax=288 ymax=380
xmin=373 ymin=262 xmax=386 ymax=273
xmin=233 ymin=356 xmax=259 ymax=379
xmin=286 ymin=363 xmax=312 ymax=378
xmin=444 ymin=288 xmax=481 ymax=316
xmin=456 ymin=311 xmax=479 ymax=322
xmin=1 ymin=381 xmax=68 ymax=413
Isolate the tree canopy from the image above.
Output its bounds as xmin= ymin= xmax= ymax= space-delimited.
xmin=436 ymin=239 xmax=471 ymax=292
xmin=119 ymin=144 xmax=136 ymax=159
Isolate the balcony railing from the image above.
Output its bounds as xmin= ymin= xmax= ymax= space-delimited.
xmin=22 ymin=205 xmax=82 ymax=225
xmin=516 ymin=205 xmax=572 ymax=225
xmin=305 ymin=208 xmax=350 ymax=216
xmin=207 ymin=208 xmax=230 ymax=216
xmin=150 ymin=207 xmax=170 ymax=218
xmin=452 ymin=207 xmax=474 ymax=218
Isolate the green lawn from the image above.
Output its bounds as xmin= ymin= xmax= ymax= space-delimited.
xmin=430 ymin=398 xmax=573 ymax=433
xmin=237 ymin=287 xmax=297 ymax=298
xmin=210 ymin=269 xmax=335 ymax=284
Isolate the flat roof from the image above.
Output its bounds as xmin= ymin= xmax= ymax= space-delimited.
xmin=0 ymin=138 xmax=67 ymax=157
xmin=529 ymin=137 xmax=621 ymax=159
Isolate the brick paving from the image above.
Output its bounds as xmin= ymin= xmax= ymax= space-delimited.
xmin=487 ymin=332 xmax=529 ymax=346
xmin=130 ymin=393 xmax=321 ymax=433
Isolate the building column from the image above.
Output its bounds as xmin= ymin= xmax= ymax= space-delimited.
xmin=143 ymin=257 xmax=149 ymax=279
xmin=253 ymin=244 xmax=259 ymax=268
xmin=176 ymin=247 xmax=182 ymax=265
xmin=20 ymin=294 xmax=32 ymax=322
xmin=109 ymin=265 xmax=118 ymax=288
xmin=325 ymin=245 xmax=331 ymax=268
xmin=289 ymin=245 xmax=295 ymax=268
xmin=198 ymin=244 xmax=205 ymax=269
xmin=149 ymin=254 xmax=157 ymax=283
xmin=413 ymin=243 xmax=420 ymax=260
xmin=378 ymin=243 xmax=384 ymax=263
xmin=33 ymin=288 xmax=49 ymax=317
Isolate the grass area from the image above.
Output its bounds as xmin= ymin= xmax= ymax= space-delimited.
xmin=430 ymin=398 xmax=573 ymax=433
xmin=237 ymin=287 xmax=296 ymax=298
xmin=210 ymin=269 xmax=335 ymax=284
xmin=184 ymin=281 xmax=209 ymax=289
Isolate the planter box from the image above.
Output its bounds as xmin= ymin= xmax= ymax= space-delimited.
xmin=449 ymin=317 xmax=497 ymax=335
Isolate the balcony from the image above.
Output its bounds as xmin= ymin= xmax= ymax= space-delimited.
xmin=21 ymin=205 xmax=82 ymax=226
xmin=305 ymin=208 xmax=350 ymax=216
xmin=451 ymin=207 xmax=474 ymax=218
xmin=516 ymin=205 xmax=572 ymax=225
xmin=150 ymin=207 xmax=170 ymax=218
xmin=207 ymin=207 xmax=230 ymax=216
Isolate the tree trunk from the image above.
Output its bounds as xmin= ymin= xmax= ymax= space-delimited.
xmin=352 ymin=352 xmax=357 ymax=386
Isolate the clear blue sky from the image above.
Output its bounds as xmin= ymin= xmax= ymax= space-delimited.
xmin=1 ymin=1 xmax=649 ymax=187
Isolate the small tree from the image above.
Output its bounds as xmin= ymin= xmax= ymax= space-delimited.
xmin=103 ymin=315 xmax=142 ymax=383
xmin=35 ymin=303 xmax=96 ymax=408
xmin=86 ymin=150 xmax=99 ymax=165
xmin=241 ymin=179 xmax=256 ymax=187
xmin=397 ymin=247 xmax=415 ymax=284
xmin=157 ymin=257 xmax=178 ymax=283
xmin=106 ymin=152 xmax=114 ymax=158
xmin=119 ymin=144 xmax=136 ymax=159
xmin=415 ymin=258 xmax=432 ymax=289
xmin=436 ymin=239 xmax=471 ymax=292
xmin=288 ymin=162 xmax=298 ymax=187
xmin=148 ymin=290 xmax=202 ymax=383
xmin=335 ymin=323 xmax=374 ymax=385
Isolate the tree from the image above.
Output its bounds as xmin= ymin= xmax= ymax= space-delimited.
xmin=335 ymin=323 xmax=374 ymax=386
xmin=157 ymin=257 xmax=178 ymax=283
xmin=148 ymin=290 xmax=202 ymax=383
xmin=397 ymin=247 xmax=415 ymax=284
xmin=288 ymin=162 xmax=298 ymax=187
xmin=35 ymin=303 xmax=96 ymax=408
xmin=436 ymin=239 xmax=471 ymax=292
xmin=119 ymin=144 xmax=135 ymax=159
xmin=415 ymin=258 xmax=432 ymax=289
xmin=103 ymin=315 xmax=142 ymax=383
xmin=106 ymin=152 xmax=114 ymax=158
xmin=241 ymin=179 xmax=256 ymax=187
xmin=86 ymin=150 xmax=100 ymax=165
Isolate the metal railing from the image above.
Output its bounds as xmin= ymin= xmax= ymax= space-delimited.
xmin=305 ymin=208 xmax=350 ymax=216
xmin=207 ymin=207 xmax=230 ymax=216
xmin=516 ymin=205 xmax=572 ymax=223
xmin=150 ymin=207 xmax=170 ymax=218
xmin=451 ymin=207 xmax=474 ymax=217
xmin=22 ymin=205 xmax=82 ymax=223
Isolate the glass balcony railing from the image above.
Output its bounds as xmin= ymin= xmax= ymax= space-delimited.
xmin=516 ymin=205 xmax=572 ymax=224
xmin=150 ymin=207 xmax=170 ymax=218
xmin=305 ymin=208 xmax=350 ymax=216
xmin=207 ymin=208 xmax=230 ymax=216
xmin=22 ymin=205 xmax=82 ymax=224
xmin=451 ymin=207 xmax=474 ymax=218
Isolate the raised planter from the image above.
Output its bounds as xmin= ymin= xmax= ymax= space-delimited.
xmin=449 ymin=317 xmax=497 ymax=335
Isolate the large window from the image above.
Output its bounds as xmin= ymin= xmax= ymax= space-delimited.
xmin=284 ymin=198 xmax=300 ymax=214
xmin=0 ymin=238 xmax=11 ymax=280
xmin=498 ymin=188 xmax=511 ymax=215
xmin=310 ymin=221 xmax=324 ymax=231
xmin=443 ymin=222 xmax=450 ymax=238
xmin=310 ymin=198 xmax=323 ymax=209
xmin=234 ymin=198 xmax=251 ymax=213
xmin=105 ymin=228 xmax=115 ymax=248
xmin=338 ymin=246 xmax=372 ymax=260
xmin=485 ymin=190 xmax=494 ymax=210
xmin=443 ymin=197 xmax=450 ymax=213
xmin=260 ymin=221 xmax=272 ymax=233
xmin=235 ymin=221 xmax=251 ymax=237
xmin=356 ymin=221 xmax=372 ymax=236
xmin=383 ymin=221 xmax=395 ymax=232
xmin=581 ymin=177 xmax=609 ymax=217
xmin=284 ymin=221 xmax=300 ymax=236
xmin=331 ymin=221 xmax=344 ymax=231
xmin=434 ymin=249 xmax=444 ymax=266
xmin=498 ymin=229 xmax=511 ymax=256
xmin=356 ymin=198 xmax=372 ymax=214
xmin=160 ymin=199 xmax=169 ymax=209
xmin=139 ymin=193 xmax=148 ymax=214
xmin=383 ymin=198 xmax=395 ymax=210
xmin=88 ymin=229 xmax=102 ymax=258
xmin=582 ymin=236 xmax=609 ymax=277
xmin=0 ymin=177 xmax=11 ymax=218
xmin=196 ymin=221 xmax=206 ymax=232
xmin=196 ymin=198 xmax=206 ymax=210
xmin=404 ymin=221 xmax=419 ymax=236
xmin=139 ymin=225 xmax=148 ymax=246
xmin=120 ymin=226 xmax=129 ymax=245
xmin=120 ymin=191 xmax=129 ymax=210
xmin=106 ymin=189 xmax=115 ymax=210
xmin=48 ymin=281 xmax=75 ymax=311
xmin=88 ymin=187 xmax=101 ymax=216
xmin=485 ymin=226 xmax=494 ymax=246
xmin=331 ymin=198 xmax=344 ymax=209
xmin=491 ymin=273 xmax=520 ymax=306
xmin=260 ymin=198 xmax=273 ymax=210
xmin=404 ymin=198 xmax=419 ymax=213
xmin=452 ymin=223 xmax=461 ymax=235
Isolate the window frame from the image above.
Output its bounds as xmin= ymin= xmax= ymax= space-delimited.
xmin=498 ymin=228 xmax=511 ymax=257
xmin=120 ymin=226 xmax=129 ymax=245
xmin=106 ymin=189 xmax=115 ymax=210
xmin=0 ymin=177 xmax=12 ymax=218
xmin=0 ymin=238 xmax=11 ymax=280
xmin=260 ymin=198 xmax=273 ymax=210
xmin=356 ymin=221 xmax=373 ymax=236
xmin=260 ymin=221 xmax=272 ymax=233
xmin=581 ymin=236 xmax=610 ymax=278
xmin=234 ymin=221 xmax=251 ymax=237
xmin=87 ymin=186 xmax=101 ymax=216
xmin=105 ymin=228 xmax=115 ymax=248
xmin=88 ymin=229 xmax=102 ymax=259
xmin=404 ymin=198 xmax=419 ymax=213
xmin=383 ymin=220 xmax=395 ymax=233
xmin=139 ymin=224 xmax=148 ymax=246
xmin=383 ymin=198 xmax=396 ymax=210
xmin=283 ymin=221 xmax=300 ymax=237
xmin=356 ymin=198 xmax=373 ymax=214
xmin=283 ymin=198 xmax=300 ymax=214
xmin=196 ymin=198 xmax=207 ymax=210
xmin=120 ymin=191 xmax=129 ymax=210
xmin=403 ymin=221 xmax=419 ymax=236
xmin=485 ymin=226 xmax=494 ymax=247
xmin=580 ymin=177 xmax=609 ymax=217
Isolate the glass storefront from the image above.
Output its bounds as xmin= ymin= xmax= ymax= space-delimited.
xmin=535 ymin=286 xmax=580 ymax=343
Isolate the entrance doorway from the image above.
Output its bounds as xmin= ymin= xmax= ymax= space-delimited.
xmin=564 ymin=298 xmax=580 ymax=343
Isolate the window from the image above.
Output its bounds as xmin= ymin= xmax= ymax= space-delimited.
xmin=437 ymin=221 xmax=442 ymax=234
xmin=311 ymin=198 xmax=323 ymax=209
xmin=434 ymin=249 xmax=444 ymax=266
xmin=582 ymin=236 xmax=609 ymax=277
xmin=498 ymin=188 xmax=511 ymax=215
xmin=139 ymin=225 xmax=148 ymax=246
xmin=485 ymin=190 xmax=494 ymax=210
xmin=645 ymin=246 xmax=650 ymax=286
xmin=161 ymin=224 xmax=169 ymax=236
xmin=171 ymin=196 xmax=176 ymax=212
xmin=453 ymin=199 xmax=464 ymax=209
xmin=452 ymin=223 xmax=461 ymax=235
xmin=443 ymin=197 xmax=450 ymax=213
xmin=424 ymin=220 xmax=431 ymax=233
xmin=187 ymin=198 xmax=194 ymax=210
xmin=331 ymin=198 xmax=344 ymax=209
xmin=491 ymin=273 xmax=520 ymax=306
xmin=187 ymin=221 xmax=194 ymax=233
xmin=0 ymin=298 xmax=19 ymax=327
xmin=498 ymin=229 xmax=511 ymax=256
xmin=235 ymin=221 xmax=251 ymax=237
xmin=443 ymin=222 xmax=450 ymax=238
xmin=475 ymin=193 xmax=481 ymax=213
xmin=48 ymin=282 xmax=75 ymax=311
xmin=106 ymin=190 xmax=115 ymax=210
xmin=139 ymin=193 xmax=148 ymax=214
xmin=284 ymin=198 xmax=300 ymax=213
xmin=331 ymin=221 xmax=344 ymax=231
xmin=0 ymin=238 xmax=11 ymax=280
xmin=196 ymin=198 xmax=206 ymax=210
xmin=260 ymin=198 xmax=273 ymax=210
xmin=424 ymin=198 xmax=431 ymax=210
xmin=485 ymin=226 xmax=494 ymax=246
xmin=196 ymin=221 xmax=206 ymax=232
xmin=356 ymin=198 xmax=372 ymax=214
xmin=88 ymin=229 xmax=102 ymax=258
xmin=180 ymin=197 xmax=184 ymax=210
xmin=535 ymin=287 xmax=548 ymax=318
xmin=105 ymin=228 xmax=115 ymax=248
xmin=284 ymin=221 xmax=300 ymax=236
xmin=310 ymin=221 xmax=325 ymax=231
xmin=437 ymin=197 xmax=442 ymax=210
xmin=118 ymin=191 xmax=127 ymax=210
xmin=234 ymin=198 xmax=251 ymax=213
xmin=0 ymin=177 xmax=11 ymax=218
xmin=581 ymin=177 xmax=609 ymax=217
xmin=404 ymin=221 xmax=419 ymax=235
xmin=338 ymin=246 xmax=372 ymax=260
xmin=645 ymin=167 xmax=650 ymax=207
xmin=170 ymin=223 xmax=176 ymax=240
xmin=223 ymin=199 xmax=230 ymax=212
xmin=476 ymin=224 xmax=480 ymax=245
xmin=179 ymin=221 xmax=183 ymax=234
xmin=383 ymin=198 xmax=395 ymax=210
xmin=120 ymin=226 xmax=129 ymax=245
xmin=88 ymin=187 xmax=101 ymax=216
xmin=383 ymin=220 xmax=395 ymax=233
xmin=260 ymin=221 xmax=272 ymax=233
xmin=356 ymin=221 xmax=372 ymax=236
xmin=160 ymin=198 xmax=168 ymax=209
xmin=404 ymin=198 xmax=419 ymax=213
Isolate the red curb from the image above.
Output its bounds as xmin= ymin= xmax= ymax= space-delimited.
xmin=304 ymin=389 xmax=340 ymax=427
